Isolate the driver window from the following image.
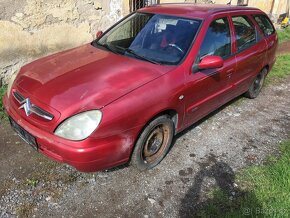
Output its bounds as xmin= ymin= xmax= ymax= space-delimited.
xmin=199 ymin=17 xmax=231 ymax=61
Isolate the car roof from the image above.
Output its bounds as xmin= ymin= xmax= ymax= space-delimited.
xmin=138 ymin=3 xmax=261 ymax=19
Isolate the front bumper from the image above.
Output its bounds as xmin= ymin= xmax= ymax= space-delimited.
xmin=3 ymin=95 xmax=133 ymax=172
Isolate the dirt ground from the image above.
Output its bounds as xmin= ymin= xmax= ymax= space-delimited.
xmin=278 ymin=41 xmax=290 ymax=55
xmin=1 ymin=59 xmax=290 ymax=217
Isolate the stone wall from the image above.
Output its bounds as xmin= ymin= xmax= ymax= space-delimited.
xmin=0 ymin=0 xmax=124 ymax=85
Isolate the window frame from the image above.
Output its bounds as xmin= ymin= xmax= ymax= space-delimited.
xmin=231 ymin=14 xmax=259 ymax=54
xmin=197 ymin=16 xmax=233 ymax=62
xmin=252 ymin=14 xmax=276 ymax=38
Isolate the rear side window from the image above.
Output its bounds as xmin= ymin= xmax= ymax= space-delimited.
xmin=253 ymin=15 xmax=275 ymax=36
xmin=199 ymin=17 xmax=231 ymax=60
xmin=232 ymin=16 xmax=257 ymax=52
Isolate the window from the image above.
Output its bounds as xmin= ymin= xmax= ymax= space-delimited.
xmin=96 ymin=13 xmax=201 ymax=65
xmin=237 ymin=0 xmax=249 ymax=6
xmin=253 ymin=15 xmax=275 ymax=36
xmin=232 ymin=16 xmax=257 ymax=52
xmin=199 ymin=17 xmax=231 ymax=60
xmin=105 ymin=13 xmax=151 ymax=45
xmin=130 ymin=0 xmax=159 ymax=12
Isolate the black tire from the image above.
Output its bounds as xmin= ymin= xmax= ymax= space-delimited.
xmin=244 ymin=68 xmax=267 ymax=99
xmin=131 ymin=115 xmax=174 ymax=171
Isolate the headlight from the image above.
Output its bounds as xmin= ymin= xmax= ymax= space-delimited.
xmin=54 ymin=110 xmax=102 ymax=141
xmin=7 ymin=71 xmax=19 ymax=98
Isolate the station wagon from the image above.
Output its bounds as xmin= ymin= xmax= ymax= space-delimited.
xmin=3 ymin=4 xmax=278 ymax=172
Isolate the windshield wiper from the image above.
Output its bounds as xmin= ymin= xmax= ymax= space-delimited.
xmin=97 ymin=42 xmax=118 ymax=54
xmin=115 ymin=46 xmax=159 ymax=65
xmin=128 ymin=49 xmax=160 ymax=65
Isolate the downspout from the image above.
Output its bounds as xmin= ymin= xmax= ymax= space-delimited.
xmin=287 ymin=0 xmax=289 ymax=16
xmin=270 ymin=0 xmax=275 ymax=15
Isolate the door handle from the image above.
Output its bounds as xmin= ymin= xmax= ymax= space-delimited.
xmin=226 ymin=69 xmax=234 ymax=78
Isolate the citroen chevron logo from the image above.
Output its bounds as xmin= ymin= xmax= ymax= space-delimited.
xmin=19 ymin=98 xmax=32 ymax=117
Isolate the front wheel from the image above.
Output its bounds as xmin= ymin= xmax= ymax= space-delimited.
xmin=244 ymin=68 xmax=267 ymax=99
xmin=131 ymin=115 xmax=174 ymax=171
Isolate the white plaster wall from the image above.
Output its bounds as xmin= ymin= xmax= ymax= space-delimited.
xmin=0 ymin=0 xmax=124 ymax=85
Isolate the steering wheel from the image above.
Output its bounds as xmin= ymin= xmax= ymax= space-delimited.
xmin=165 ymin=43 xmax=184 ymax=55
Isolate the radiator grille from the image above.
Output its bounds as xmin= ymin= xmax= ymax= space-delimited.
xmin=13 ymin=91 xmax=54 ymax=121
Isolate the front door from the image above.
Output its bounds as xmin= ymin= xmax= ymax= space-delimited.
xmin=184 ymin=16 xmax=237 ymax=126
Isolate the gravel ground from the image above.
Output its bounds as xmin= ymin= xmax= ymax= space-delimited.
xmin=0 ymin=75 xmax=290 ymax=218
xmin=278 ymin=41 xmax=290 ymax=55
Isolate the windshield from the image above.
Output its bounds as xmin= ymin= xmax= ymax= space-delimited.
xmin=94 ymin=13 xmax=201 ymax=65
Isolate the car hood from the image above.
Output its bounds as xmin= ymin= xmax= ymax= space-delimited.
xmin=15 ymin=44 xmax=174 ymax=115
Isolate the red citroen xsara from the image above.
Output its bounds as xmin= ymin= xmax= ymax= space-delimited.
xmin=3 ymin=4 xmax=278 ymax=172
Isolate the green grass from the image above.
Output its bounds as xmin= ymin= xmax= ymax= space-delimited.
xmin=0 ymin=86 xmax=7 ymax=119
xmin=197 ymin=141 xmax=290 ymax=218
xmin=25 ymin=178 xmax=39 ymax=187
xmin=266 ymin=54 xmax=290 ymax=84
xmin=277 ymin=28 xmax=290 ymax=43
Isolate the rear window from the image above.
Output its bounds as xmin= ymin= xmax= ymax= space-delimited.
xmin=253 ymin=15 xmax=275 ymax=36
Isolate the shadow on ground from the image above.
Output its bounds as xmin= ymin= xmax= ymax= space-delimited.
xmin=179 ymin=154 xmax=262 ymax=217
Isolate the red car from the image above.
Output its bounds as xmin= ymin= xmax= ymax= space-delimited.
xmin=3 ymin=4 xmax=277 ymax=172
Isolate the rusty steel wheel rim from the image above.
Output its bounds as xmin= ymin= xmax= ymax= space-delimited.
xmin=143 ymin=124 xmax=170 ymax=163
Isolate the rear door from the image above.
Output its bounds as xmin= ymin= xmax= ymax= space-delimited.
xmin=183 ymin=16 xmax=236 ymax=126
xmin=252 ymin=14 xmax=278 ymax=69
xmin=229 ymin=14 xmax=267 ymax=96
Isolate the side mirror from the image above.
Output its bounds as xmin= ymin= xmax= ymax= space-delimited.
xmin=198 ymin=55 xmax=224 ymax=70
xmin=96 ymin=31 xmax=103 ymax=39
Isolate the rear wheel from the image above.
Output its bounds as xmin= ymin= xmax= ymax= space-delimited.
xmin=131 ymin=115 xmax=174 ymax=171
xmin=245 ymin=68 xmax=267 ymax=99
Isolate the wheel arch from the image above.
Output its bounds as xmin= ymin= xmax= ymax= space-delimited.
xmin=136 ymin=108 xmax=179 ymax=140
xmin=129 ymin=108 xmax=179 ymax=161
xmin=263 ymin=64 xmax=269 ymax=73
xmin=147 ymin=109 xmax=178 ymax=132
xmin=260 ymin=65 xmax=269 ymax=78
